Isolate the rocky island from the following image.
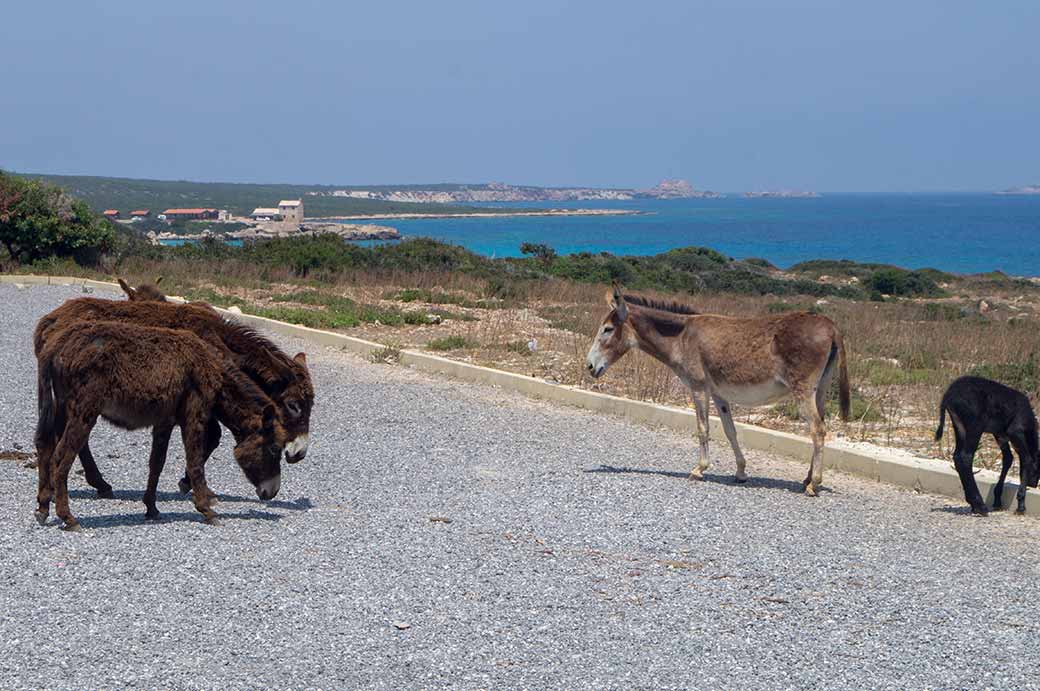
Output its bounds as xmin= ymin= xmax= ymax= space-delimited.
xmin=744 ymin=190 xmax=821 ymax=198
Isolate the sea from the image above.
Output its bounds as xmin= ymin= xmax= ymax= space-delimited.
xmin=355 ymin=194 xmax=1040 ymax=277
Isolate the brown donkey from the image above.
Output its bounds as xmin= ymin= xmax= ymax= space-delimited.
xmin=118 ymin=276 xmax=167 ymax=302
xmin=34 ymin=297 xmax=313 ymax=498
xmin=586 ymin=286 xmax=850 ymax=495
xmin=35 ymin=321 xmax=287 ymax=530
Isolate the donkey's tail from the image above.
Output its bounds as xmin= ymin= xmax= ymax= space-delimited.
xmin=836 ymin=332 xmax=850 ymax=422
xmin=35 ymin=357 xmax=56 ymax=449
xmin=935 ymin=401 xmax=947 ymax=442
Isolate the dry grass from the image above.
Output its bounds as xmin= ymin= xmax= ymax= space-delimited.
xmin=108 ymin=258 xmax=1040 ymax=472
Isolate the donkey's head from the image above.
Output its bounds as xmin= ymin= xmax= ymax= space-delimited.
xmin=233 ymin=403 xmax=286 ymax=500
xmin=585 ymin=284 xmax=635 ymax=379
xmin=118 ymin=276 xmax=167 ymax=302
xmin=280 ymin=352 xmax=313 ymax=464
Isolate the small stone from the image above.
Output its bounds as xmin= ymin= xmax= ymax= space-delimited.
xmin=392 ymin=621 xmax=411 ymax=630
xmin=227 ymin=306 xmax=243 ymax=315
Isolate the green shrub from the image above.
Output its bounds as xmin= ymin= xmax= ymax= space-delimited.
xmin=426 ymin=335 xmax=474 ymax=351
xmin=865 ymin=268 xmax=943 ymax=297
xmin=969 ymin=354 xmax=1040 ymax=393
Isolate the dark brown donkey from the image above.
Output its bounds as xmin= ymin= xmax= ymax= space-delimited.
xmin=34 ymin=297 xmax=313 ymax=498
xmin=118 ymin=277 xmax=167 ymax=302
xmin=586 ymin=286 xmax=849 ymax=495
xmin=35 ymin=321 xmax=287 ymax=530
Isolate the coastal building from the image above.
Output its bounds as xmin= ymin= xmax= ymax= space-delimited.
xmin=130 ymin=209 xmax=151 ymax=220
xmin=250 ymin=199 xmax=304 ymax=223
xmin=162 ymin=208 xmax=218 ymax=221
xmin=251 ymin=207 xmax=281 ymax=221
xmin=278 ymin=199 xmax=304 ymax=224
xmin=103 ymin=209 xmax=120 ymax=219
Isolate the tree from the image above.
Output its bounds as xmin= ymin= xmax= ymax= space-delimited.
xmin=520 ymin=242 xmax=557 ymax=264
xmin=0 ymin=171 xmax=115 ymax=265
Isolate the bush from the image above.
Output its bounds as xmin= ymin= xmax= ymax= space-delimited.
xmin=520 ymin=242 xmax=556 ymax=263
xmin=969 ymin=354 xmax=1040 ymax=394
xmin=865 ymin=268 xmax=943 ymax=297
xmin=0 ymin=171 xmax=116 ymax=266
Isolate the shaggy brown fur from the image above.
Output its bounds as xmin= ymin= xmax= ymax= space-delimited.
xmin=118 ymin=277 xmax=167 ymax=302
xmin=587 ymin=286 xmax=850 ymax=495
xmin=35 ymin=321 xmax=286 ymax=529
xmin=34 ymin=297 xmax=313 ymax=497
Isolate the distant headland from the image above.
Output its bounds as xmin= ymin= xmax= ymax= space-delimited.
xmin=998 ymin=185 xmax=1040 ymax=195
xmin=308 ymin=179 xmax=721 ymax=203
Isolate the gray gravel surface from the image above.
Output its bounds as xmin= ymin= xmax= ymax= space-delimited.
xmin=2 ymin=283 xmax=1040 ymax=690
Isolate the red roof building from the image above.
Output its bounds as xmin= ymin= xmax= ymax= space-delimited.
xmin=103 ymin=209 xmax=120 ymax=218
xmin=130 ymin=209 xmax=151 ymax=218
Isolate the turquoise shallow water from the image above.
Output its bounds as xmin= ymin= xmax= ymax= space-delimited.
xmin=359 ymin=194 xmax=1040 ymax=276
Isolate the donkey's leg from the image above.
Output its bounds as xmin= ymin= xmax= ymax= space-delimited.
xmin=993 ymin=435 xmax=1014 ymax=511
xmin=53 ymin=411 xmax=98 ymax=531
xmin=798 ymin=393 xmax=827 ymax=496
xmin=181 ymin=417 xmax=218 ymax=524
xmin=1008 ymin=434 xmax=1032 ymax=514
xmin=178 ymin=417 xmax=221 ymax=504
xmin=952 ymin=428 xmax=987 ymax=515
xmin=78 ymin=442 xmax=114 ymax=499
xmin=688 ymin=390 xmax=711 ymax=480
xmin=711 ymin=394 xmax=748 ymax=483
xmin=143 ymin=424 xmax=174 ymax=520
xmin=35 ymin=398 xmax=68 ymax=525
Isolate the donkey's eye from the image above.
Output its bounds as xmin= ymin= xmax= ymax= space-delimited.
xmin=602 ymin=326 xmax=614 ymax=334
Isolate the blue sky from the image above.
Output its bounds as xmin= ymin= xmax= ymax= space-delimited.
xmin=2 ymin=0 xmax=1037 ymax=191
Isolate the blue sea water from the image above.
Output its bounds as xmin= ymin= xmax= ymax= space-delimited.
xmin=363 ymin=194 xmax=1040 ymax=276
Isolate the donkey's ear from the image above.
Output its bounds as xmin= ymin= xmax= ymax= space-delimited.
xmin=293 ymin=352 xmax=307 ymax=366
xmin=262 ymin=404 xmax=277 ymax=428
xmin=117 ymin=278 xmax=134 ymax=298
xmin=604 ymin=289 xmax=616 ymax=307
xmin=612 ymin=283 xmax=628 ymax=321
xmin=155 ymin=276 xmax=164 ymax=286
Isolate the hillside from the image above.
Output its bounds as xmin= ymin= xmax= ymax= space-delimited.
xmin=18 ymin=173 xmax=511 ymax=217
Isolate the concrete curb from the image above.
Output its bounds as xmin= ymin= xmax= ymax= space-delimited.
xmin=5 ymin=273 xmax=1037 ymax=514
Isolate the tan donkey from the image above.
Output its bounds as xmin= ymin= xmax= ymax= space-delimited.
xmin=585 ymin=285 xmax=850 ymax=495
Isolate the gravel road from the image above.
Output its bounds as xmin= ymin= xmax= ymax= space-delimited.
xmin=2 ymin=283 xmax=1039 ymax=690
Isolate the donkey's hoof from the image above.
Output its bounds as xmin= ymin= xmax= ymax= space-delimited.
xmin=804 ymin=484 xmax=818 ymax=497
xmin=1015 ymin=506 xmax=1027 ymax=515
xmin=734 ymin=473 xmax=749 ymax=484
xmin=144 ymin=509 xmax=161 ymax=521
xmin=203 ymin=515 xmax=222 ymax=527
xmin=970 ymin=505 xmax=989 ymax=516
xmin=688 ymin=470 xmax=705 ymax=481
xmin=95 ymin=485 xmax=114 ymax=499
xmin=33 ymin=510 xmax=49 ymax=526
xmin=177 ymin=478 xmax=192 ymax=494
xmin=60 ymin=520 xmax=82 ymax=532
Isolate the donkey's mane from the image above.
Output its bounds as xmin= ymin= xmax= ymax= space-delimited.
xmin=221 ymin=318 xmax=298 ymax=381
xmin=622 ymin=294 xmax=699 ymax=315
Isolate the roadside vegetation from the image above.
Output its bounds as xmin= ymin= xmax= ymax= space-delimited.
xmin=4 ymin=171 xmax=1040 ymax=470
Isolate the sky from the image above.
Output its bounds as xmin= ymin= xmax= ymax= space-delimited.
xmin=2 ymin=0 xmax=1038 ymax=192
